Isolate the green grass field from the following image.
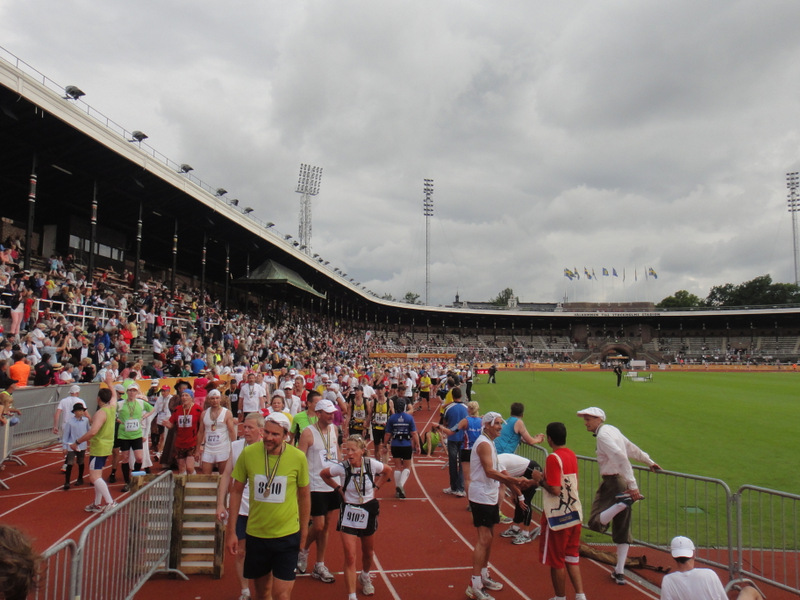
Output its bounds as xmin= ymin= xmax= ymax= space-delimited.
xmin=470 ymin=369 xmax=800 ymax=495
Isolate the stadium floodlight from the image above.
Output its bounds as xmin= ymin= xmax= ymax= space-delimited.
xmin=788 ymin=172 xmax=800 ymax=285
xmin=243 ymin=207 xmax=254 ymax=214
xmin=128 ymin=130 xmax=148 ymax=143
xmin=179 ymin=163 xmax=193 ymax=173
xmin=230 ymin=199 xmax=239 ymax=206
xmin=323 ymin=261 xmax=329 ymax=265
xmin=266 ymin=222 xmax=275 ymax=228
xmin=296 ymin=163 xmax=322 ymax=255
xmin=215 ymin=188 xmax=228 ymax=196
xmin=285 ymin=234 xmax=293 ymax=240
xmin=63 ymin=85 xmax=85 ymax=100
xmin=292 ymin=241 xmax=300 ymax=247
xmin=423 ymin=178 xmax=434 ymax=305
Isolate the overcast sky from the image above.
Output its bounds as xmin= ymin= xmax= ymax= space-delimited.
xmin=3 ymin=1 xmax=800 ymax=306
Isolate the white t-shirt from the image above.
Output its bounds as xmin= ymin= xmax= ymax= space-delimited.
xmin=328 ymin=458 xmax=385 ymax=504
xmin=57 ymin=395 xmax=87 ymax=428
xmin=498 ymin=453 xmax=531 ymax=477
xmin=239 ymin=382 xmax=266 ymax=413
xmin=661 ymin=568 xmax=727 ymax=600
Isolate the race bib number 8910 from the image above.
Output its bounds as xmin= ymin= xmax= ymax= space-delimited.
xmin=253 ymin=475 xmax=287 ymax=503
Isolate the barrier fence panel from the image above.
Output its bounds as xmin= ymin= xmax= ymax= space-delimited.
xmin=30 ymin=539 xmax=75 ymax=600
xmin=736 ymin=485 xmax=800 ymax=596
xmin=73 ymin=471 xmax=187 ymax=600
xmin=518 ymin=448 xmax=736 ymax=578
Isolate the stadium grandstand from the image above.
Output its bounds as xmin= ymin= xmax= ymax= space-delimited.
xmin=2 ymin=47 xmax=800 ymax=368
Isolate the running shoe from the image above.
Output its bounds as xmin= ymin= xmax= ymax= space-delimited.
xmin=296 ymin=549 xmax=309 ymax=574
xmin=360 ymin=573 xmax=375 ymax=596
xmin=512 ymin=532 xmax=532 ymax=545
xmin=498 ymin=512 xmax=513 ymax=524
xmin=75 ymin=478 xmax=84 ymax=486
xmin=103 ymin=502 xmax=118 ymax=513
xmin=311 ymin=563 xmax=335 ymax=583
xmin=61 ymin=463 xmax=67 ymax=472
xmin=615 ymin=492 xmax=642 ymax=507
xmin=481 ymin=575 xmax=503 ymax=591
xmin=238 ymin=592 xmax=251 ymax=600
xmin=528 ymin=525 xmax=542 ymax=541
xmin=121 ymin=485 xmax=130 ymax=493
xmin=611 ymin=572 xmax=626 ymax=585
xmin=500 ymin=525 xmax=521 ymax=538
xmin=453 ymin=489 xmax=466 ymax=497
xmin=396 ymin=486 xmax=406 ymax=499
xmin=443 ymin=487 xmax=458 ymax=495
xmin=107 ymin=472 xmax=116 ymax=484
xmin=465 ymin=585 xmax=495 ymax=600
xmin=63 ymin=484 xmax=70 ymax=491
xmin=84 ymin=503 xmax=103 ymax=513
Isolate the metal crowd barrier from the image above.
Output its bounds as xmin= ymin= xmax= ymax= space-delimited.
xmin=519 ymin=445 xmax=800 ymax=595
xmin=1 ymin=383 xmax=101 ymax=490
xmin=31 ymin=539 xmax=76 ymax=600
xmin=72 ymin=470 xmax=187 ymax=600
xmin=736 ymin=485 xmax=800 ymax=595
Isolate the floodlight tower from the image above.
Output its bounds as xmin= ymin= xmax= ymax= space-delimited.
xmin=296 ymin=163 xmax=322 ymax=255
xmin=423 ymin=178 xmax=434 ymax=305
xmin=788 ymin=172 xmax=800 ymax=285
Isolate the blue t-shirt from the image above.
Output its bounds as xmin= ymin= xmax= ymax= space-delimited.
xmin=464 ymin=416 xmax=482 ymax=450
xmin=386 ymin=412 xmax=416 ymax=447
xmin=494 ymin=416 xmax=521 ymax=454
xmin=443 ymin=402 xmax=468 ymax=443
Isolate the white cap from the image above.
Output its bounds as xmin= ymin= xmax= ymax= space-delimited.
xmin=272 ymin=389 xmax=286 ymax=399
xmin=265 ymin=412 xmax=291 ymax=432
xmin=283 ymin=381 xmax=293 ymax=389
xmin=207 ymin=389 xmax=221 ymax=398
xmin=482 ymin=411 xmax=505 ymax=426
xmin=670 ymin=536 xmax=695 ymax=558
xmin=315 ymin=399 xmax=337 ymax=413
xmin=69 ymin=385 xmax=81 ymax=394
xmin=577 ymin=407 xmax=606 ymax=421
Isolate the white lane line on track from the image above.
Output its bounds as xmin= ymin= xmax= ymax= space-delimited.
xmin=1 ymin=457 xmax=63 ymax=480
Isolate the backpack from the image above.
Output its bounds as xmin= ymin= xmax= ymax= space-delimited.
xmin=342 ymin=458 xmax=374 ymax=492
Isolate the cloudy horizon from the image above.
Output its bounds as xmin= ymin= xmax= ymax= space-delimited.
xmin=2 ymin=1 xmax=799 ymax=307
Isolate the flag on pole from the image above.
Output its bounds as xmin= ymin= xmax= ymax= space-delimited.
xmin=649 ymin=267 xmax=658 ymax=279
xmin=574 ymin=267 xmax=580 ymax=280
xmin=584 ymin=267 xmax=591 ymax=280
xmin=613 ymin=268 xmax=618 ymax=277
xmin=602 ymin=268 xmax=609 ymax=276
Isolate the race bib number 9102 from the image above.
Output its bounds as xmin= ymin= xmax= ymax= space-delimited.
xmin=341 ymin=504 xmax=369 ymax=529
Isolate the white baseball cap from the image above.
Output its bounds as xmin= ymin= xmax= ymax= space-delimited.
xmin=265 ymin=412 xmax=291 ymax=432
xmin=482 ymin=411 xmax=505 ymax=426
xmin=315 ymin=399 xmax=337 ymax=413
xmin=670 ymin=536 xmax=695 ymax=558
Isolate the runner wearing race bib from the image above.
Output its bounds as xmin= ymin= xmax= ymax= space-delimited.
xmin=322 ymin=434 xmax=389 ymax=598
xmin=370 ymin=384 xmax=393 ymax=464
xmin=227 ymin=412 xmax=310 ymax=600
xmin=195 ymin=389 xmax=236 ymax=475
xmin=115 ymin=385 xmax=154 ymax=492
xmin=296 ymin=398 xmax=342 ymax=583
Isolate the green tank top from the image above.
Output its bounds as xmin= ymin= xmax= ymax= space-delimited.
xmin=90 ymin=405 xmax=116 ymax=457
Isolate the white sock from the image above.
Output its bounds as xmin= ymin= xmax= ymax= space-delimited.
xmin=481 ymin=567 xmax=489 ymax=579
xmin=616 ymin=543 xmax=629 ymax=574
xmin=471 ymin=575 xmax=483 ymax=590
xmin=361 ymin=570 xmax=370 ymax=580
xmin=575 ymin=594 xmax=587 ymax=600
xmin=94 ymin=478 xmax=113 ymax=504
xmin=599 ymin=502 xmax=627 ymax=525
xmin=400 ymin=468 xmax=410 ymax=488
xmin=315 ymin=562 xmax=324 ymax=569
xmin=394 ymin=470 xmax=401 ymax=485
xmin=348 ymin=594 xmax=357 ymax=600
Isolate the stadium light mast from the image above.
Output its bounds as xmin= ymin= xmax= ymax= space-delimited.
xmin=423 ymin=178 xmax=434 ymax=305
xmin=296 ymin=163 xmax=322 ymax=255
xmin=788 ymin=172 xmax=800 ymax=285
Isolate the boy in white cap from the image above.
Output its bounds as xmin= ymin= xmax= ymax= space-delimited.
xmin=577 ymin=406 xmax=660 ymax=586
xmin=661 ymin=536 xmax=763 ymax=600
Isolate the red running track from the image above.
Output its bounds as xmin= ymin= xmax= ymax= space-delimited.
xmin=2 ymin=403 xmax=792 ymax=600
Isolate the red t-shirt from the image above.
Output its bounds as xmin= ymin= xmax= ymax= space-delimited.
xmin=170 ymin=404 xmax=203 ymax=449
xmin=545 ymin=447 xmax=578 ymax=486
